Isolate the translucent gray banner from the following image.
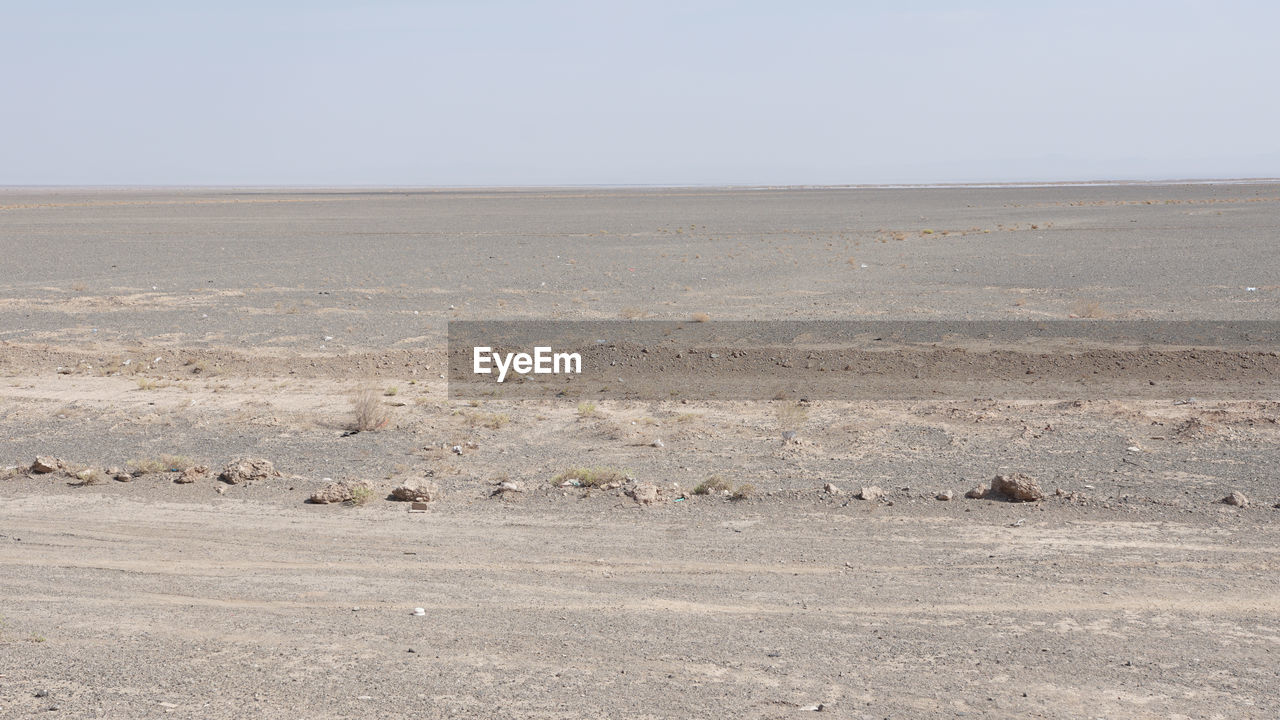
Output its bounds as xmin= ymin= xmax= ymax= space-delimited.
xmin=447 ymin=321 xmax=1280 ymax=401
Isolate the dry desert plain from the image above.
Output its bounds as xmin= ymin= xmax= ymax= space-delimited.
xmin=1 ymin=184 xmax=1279 ymax=719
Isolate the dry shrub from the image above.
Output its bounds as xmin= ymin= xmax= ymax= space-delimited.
xmin=353 ymin=389 xmax=390 ymax=431
xmin=130 ymin=454 xmax=195 ymax=475
xmin=693 ymin=476 xmax=732 ymax=495
xmin=690 ymin=312 xmax=710 ymax=323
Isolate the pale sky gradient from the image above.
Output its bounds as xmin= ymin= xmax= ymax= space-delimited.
xmin=2 ymin=1 xmax=1277 ymax=186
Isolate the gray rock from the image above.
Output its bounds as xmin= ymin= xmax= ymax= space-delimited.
xmin=965 ymin=483 xmax=988 ymax=499
xmin=174 ymin=464 xmax=209 ymax=484
xmin=31 ymin=456 xmax=62 ymax=474
xmin=628 ymin=482 xmax=660 ymax=505
xmin=1221 ymin=491 xmax=1249 ymax=508
xmin=391 ymin=478 xmax=440 ymax=503
xmin=936 ymin=490 xmax=954 ymax=501
xmin=857 ymin=486 xmax=884 ymax=501
xmin=991 ymin=473 xmax=1043 ymax=502
xmin=218 ymin=458 xmax=279 ymax=485
xmin=310 ymin=480 xmax=369 ymax=504
xmin=823 ymin=482 xmax=842 ymax=495
xmin=491 ymin=480 xmax=522 ymax=496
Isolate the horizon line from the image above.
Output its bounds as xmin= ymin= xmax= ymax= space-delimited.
xmin=2 ymin=177 xmax=1278 ymax=192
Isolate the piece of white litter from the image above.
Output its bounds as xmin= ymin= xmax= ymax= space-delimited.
xmin=412 ymin=608 xmax=425 ymax=616
xmin=122 ymin=359 xmax=131 ymax=366
xmin=324 ymin=336 xmax=334 ymax=341
xmin=860 ymin=263 xmax=869 ymax=268
xmin=1127 ymin=446 xmax=1141 ymax=453
xmin=1246 ymin=287 xmax=1257 ymax=292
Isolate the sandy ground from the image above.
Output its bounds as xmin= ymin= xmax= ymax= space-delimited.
xmin=1 ymin=185 xmax=1278 ymax=719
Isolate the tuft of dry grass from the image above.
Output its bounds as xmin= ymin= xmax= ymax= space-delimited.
xmin=576 ymin=401 xmax=598 ymax=418
xmin=730 ymin=483 xmax=756 ymax=500
xmin=129 ymin=454 xmax=195 ymax=475
xmin=553 ymin=467 xmax=628 ymax=488
xmin=692 ymin=476 xmax=732 ymax=495
xmin=352 ymin=389 xmax=390 ymax=431
xmin=690 ymin=312 xmax=710 ymax=323
xmin=68 ymin=467 xmax=102 ymax=486
xmin=619 ymin=307 xmax=646 ymax=320
xmin=461 ymin=409 xmax=510 ymax=429
xmin=135 ymin=377 xmax=165 ymax=391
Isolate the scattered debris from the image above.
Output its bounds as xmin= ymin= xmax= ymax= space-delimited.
xmin=451 ymin=445 xmax=463 ymax=455
xmin=650 ymin=438 xmax=665 ymax=448
xmin=857 ymin=486 xmax=884 ymax=501
xmin=1221 ymin=491 xmax=1249 ymax=508
xmin=991 ymin=473 xmax=1044 ymax=502
xmin=218 ymin=458 xmax=280 ymax=485
xmin=174 ymin=464 xmax=209 ymax=484
xmin=391 ymin=478 xmax=441 ymax=503
xmin=965 ymin=483 xmax=988 ymax=499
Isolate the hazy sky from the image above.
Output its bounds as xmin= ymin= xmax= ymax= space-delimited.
xmin=3 ymin=1 xmax=1276 ymax=185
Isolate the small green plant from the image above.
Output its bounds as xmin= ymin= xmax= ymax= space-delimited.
xmin=553 ymin=467 xmax=628 ymax=488
xmin=693 ymin=476 xmax=732 ymax=495
xmin=384 ymin=386 xmax=399 ymax=396
xmin=576 ymin=402 xmax=598 ymax=418
xmin=28 ymin=633 xmax=46 ymax=643
xmin=135 ymin=377 xmax=163 ymax=391
xmin=347 ymin=484 xmax=374 ymax=507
